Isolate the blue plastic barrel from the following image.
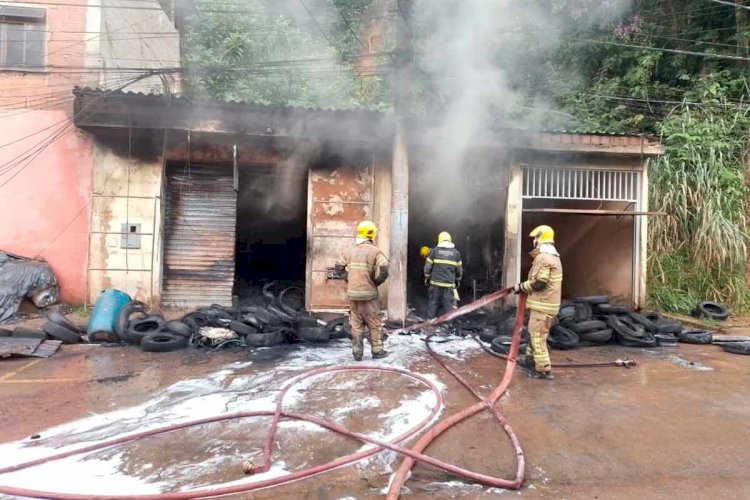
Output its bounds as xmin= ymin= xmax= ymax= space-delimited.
xmin=87 ymin=289 xmax=131 ymax=337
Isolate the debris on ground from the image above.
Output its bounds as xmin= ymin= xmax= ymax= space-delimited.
xmin=0 ymin=337 xmax=62 ymax=358
xmin=0 ymin=252 xmax=59 ymax=324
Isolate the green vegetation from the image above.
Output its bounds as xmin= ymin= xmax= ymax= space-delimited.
xmin=183 ymin=0 xmax=750 ymax=313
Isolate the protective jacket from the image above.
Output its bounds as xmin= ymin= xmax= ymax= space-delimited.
xmin=424 ymin=243 xmax=463 ymax=289
xmin=520 ymin=244 xmax=563 ymax=315
xmin=336 ymin=240 xmax=389 ymax=301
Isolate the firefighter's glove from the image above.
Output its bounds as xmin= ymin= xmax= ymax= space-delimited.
xmin=424 ymin=278 xmax=430 ymax=286
xmin=512 ymin=284 xmax=522 ymax=294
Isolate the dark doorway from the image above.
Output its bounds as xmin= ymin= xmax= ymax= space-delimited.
xmin=234 ymin=165 xmax=308 ymax=298
xmin=407 ymin=157 xmax=508 ymax=315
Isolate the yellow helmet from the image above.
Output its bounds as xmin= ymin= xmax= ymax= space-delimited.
xmin=356 ymin=220 xmax=378 ymax=240
xmin=529 ymin=225 xmax=554 ymax=246
xmin=437 ymin=231 xmax=452 ymax=244
xmin=419 ymin=246 xmax=430 ymax=259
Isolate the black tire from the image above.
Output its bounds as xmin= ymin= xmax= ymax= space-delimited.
xmin=607 ymin=315 xmax=645 ymax=339
xmin=46 ymin=311 xmax=83 ymax=334
xmin=656 ymin=320 xmax=682 ymax=335
xmin=559 ymin=316 xmax=576 ymax=328
xmin=578 ymin=329 xmax=613 ymax=343
xmin=576 ymin=296 xmax=609 ymax=305
xmin=246 ymin=330 xmax=285 ymax=347
xmin=618 ymin=333 xmax=657 ymax=347
xmin=279 ymin=286 xmax=305 ymax=313
xmin=0 ymin=328 xmax=11 ymax=337
xmin=548 ymin=324 xmax=579 ymax=350
xmin=268 ymin=304 xmax=296 ymax=323
xmin=42 ymin=321 xmax=81 ymax=344
xmin=229 ymin=320 xmax=258 ymax=336
xmin=12 ymin=328 xmax=46 ymax=339
xmin=298 ymin=326 xmax=330 ymax=343
xmin=573 ymin=302 xmax=593 ymax=322
xmin=595 ymin=304 xmax=630 ymax=315
xmin=162 ymin=320 xmax=192 ymax=338
xmin=571 ymin=320 xmax=607 ymax=334
xmin=694 ymin=301 xmax=729 ymax=321
xmin=182 ymin=312 xmax=210 ymax=332
xmin=490 ymin=336 xmax=528 ymax=354
xmin=721 ymin=341 xmax=750 ymax=355
xmin=478 ymin=326 xmax=499 ymax=343
xmin=115 ymin=301 xmax=147 ymax=339
xmin=644 ymin=312 xmax=664 ymax=324
xmin=558 ymin=305 xmax=575 ymax=321
xmin=629 ymin=313 xmax=658 ymax=333
xmin=655 ymin=334 xmax=678 ymax=347
xmin=262 ymin=281 xmax=278 ymax=304
xmin=122 ymin=316 xmax=164 ymax=344
xmin=197 ymin=307 xmax=233 ymax=326
xmin=678 ymin=330 xmax=713 ymax=345
xmin=141 ymin=332 xmax=187 ymax=352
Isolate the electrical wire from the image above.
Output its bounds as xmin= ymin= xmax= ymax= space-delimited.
xmin=706 ymin=0 xmax=750 ymax=10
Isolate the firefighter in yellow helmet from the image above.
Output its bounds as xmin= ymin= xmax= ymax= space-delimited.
xmin=419 ymin=246 xmax=430 ymax=260
xmin=334 ymin=220 xmax=390 ymax=361
xmin=424 ymin=231 xmax=463 ymax=318
xmin=513 ymin=225 xmax=563 ymax=380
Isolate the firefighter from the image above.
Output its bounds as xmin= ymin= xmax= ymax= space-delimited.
xmin=424 ymin=231 xmax=463 ymax=318
xmin=334 ymin=220 xmax=389 ymax=361
xmin=513 ymin=225 xmax=563 ymax=380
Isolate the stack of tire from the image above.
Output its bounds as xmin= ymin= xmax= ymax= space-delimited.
xmin=116 ymin=301 xmax=189 ymax=352
xmin=554 ymin=296 xmax=683 ymax=349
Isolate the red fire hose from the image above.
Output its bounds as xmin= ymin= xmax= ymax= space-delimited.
xmin=0 ymin=289 xmax=528 ymax=499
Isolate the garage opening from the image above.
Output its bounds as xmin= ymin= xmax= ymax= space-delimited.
xmin=408 ymin=157 xmax=507 ymax=316
xmin=234 ymin=165 xmax=308 ymax=300
xmin=520 ymin=165 xmax=641 ymax=306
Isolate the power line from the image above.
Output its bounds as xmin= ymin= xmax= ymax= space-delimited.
xmin=578 ymin=38 xmax=750 ymax=61
xmin=706 ymin=0 xmax=750 ymax=10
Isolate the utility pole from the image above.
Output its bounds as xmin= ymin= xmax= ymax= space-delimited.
xmin=387 ymin=0 xmax=412 ymax=324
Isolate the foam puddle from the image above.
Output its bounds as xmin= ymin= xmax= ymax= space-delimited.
xmin=0 ymin=334 xmax=483 ymax=496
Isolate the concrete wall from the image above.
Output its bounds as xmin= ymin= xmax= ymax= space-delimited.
xmin=86 ymin=0 xmax=180 ymax=93
xmin=88 ymin=142 xmax=163 ymax=304
xmin=0 ymin=109 xmax=93 ymax=303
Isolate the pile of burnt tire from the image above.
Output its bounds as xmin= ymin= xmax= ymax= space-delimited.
xmin=552 ymin=296 xmax=682 ymax=349
xmin=114 ymin=282 xmax=351 ymax=353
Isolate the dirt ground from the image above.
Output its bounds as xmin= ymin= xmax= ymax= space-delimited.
xmin=1 ymin=330 xmax=749 ymax=499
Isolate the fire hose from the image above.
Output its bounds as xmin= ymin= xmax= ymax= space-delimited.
xmin=0 ymin=288 xmax=626 ymax=499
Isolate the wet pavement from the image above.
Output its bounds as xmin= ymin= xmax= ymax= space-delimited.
xmin=0 ymin=335 xmax=749 ymax=499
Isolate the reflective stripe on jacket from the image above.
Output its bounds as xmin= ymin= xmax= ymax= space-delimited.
xmin=336 ymin=241 xmax=389 ymax=301
xmin=424 ymin=246 xmax=463 ymax=289
xmin=521 ymin=251 xmax=563 ymax=315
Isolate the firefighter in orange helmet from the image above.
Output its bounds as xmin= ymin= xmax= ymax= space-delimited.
xmin=334 ymin=221 xmax=389 ymax=361
xmin=513 ymin=225 xmax=563 ymax=380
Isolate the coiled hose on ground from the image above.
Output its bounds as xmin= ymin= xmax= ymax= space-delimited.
xmin=0 ymin=289 xmax=610 ymax=499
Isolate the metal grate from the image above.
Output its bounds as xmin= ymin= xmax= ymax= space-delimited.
xmin=522 ymin=167 xmax=639 ymax=202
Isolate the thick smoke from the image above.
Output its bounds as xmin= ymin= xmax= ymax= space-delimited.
xmin=411 ymin=0 xmax=633 ymax=218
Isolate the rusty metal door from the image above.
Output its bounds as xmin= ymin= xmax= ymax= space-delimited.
xmin=306 ymin=164 xmax=374 ymax=311
xmin=163 ymin=165 xmax=237 ymax=308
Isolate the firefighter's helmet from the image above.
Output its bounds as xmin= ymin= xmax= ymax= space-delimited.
xmin=419 ymin=246 xmax=430 ymax=259
xmin=529 ymin=225 xmax=554 ymax=246
xmin=356 ymin=220 xmax=378 ymax=240
xmin=438 ymin=231 xmax=452 ymax=244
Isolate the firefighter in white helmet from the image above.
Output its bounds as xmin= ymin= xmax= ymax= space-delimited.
xmin=513 ymin=225 xmax=563 ymax=380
